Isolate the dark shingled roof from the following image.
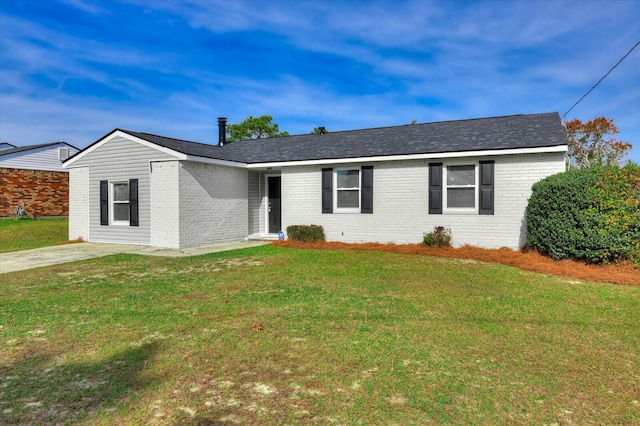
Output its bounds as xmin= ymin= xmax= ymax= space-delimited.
xmin=0 ymin=142 xmax=77 ymax=157
xmin=123 ymin=112 xmax=567 ymax=165
xmin=0 ymin=142 xmax=16 ymax=150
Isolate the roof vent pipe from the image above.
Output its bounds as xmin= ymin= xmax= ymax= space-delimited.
xmin=218 ymin=117 xmax=227 ymax=146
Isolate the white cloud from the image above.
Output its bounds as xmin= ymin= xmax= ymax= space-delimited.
xmin=1 ymin=0 xmax=639 ymax=163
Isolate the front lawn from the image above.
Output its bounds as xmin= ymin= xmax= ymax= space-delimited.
xmin=0 ymin=218 xmax=69 ymax=253
xmin=1 ymin=246 xmax=638 ymax=424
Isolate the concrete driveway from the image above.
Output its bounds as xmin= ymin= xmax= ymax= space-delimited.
xmin=0 ymin=241 xmax=269 ymax=274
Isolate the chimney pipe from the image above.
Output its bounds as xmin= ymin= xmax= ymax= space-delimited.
xmin=218 ymin=117 xmax=227 ymax=146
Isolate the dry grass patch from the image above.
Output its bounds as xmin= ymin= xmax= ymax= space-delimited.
xmin=274 ymin=240 xmax=640 ymax=285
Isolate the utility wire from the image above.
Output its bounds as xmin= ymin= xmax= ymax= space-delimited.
xmin=562 ymin=40 xmax=640 ymax=119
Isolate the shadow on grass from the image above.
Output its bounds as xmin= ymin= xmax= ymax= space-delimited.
xmin=0 ymin=342 xmax=160 ymax=424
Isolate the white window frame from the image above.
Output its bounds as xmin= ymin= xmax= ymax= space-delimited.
xmin=443 ymin=162 xmax=478 ymax=214
xmin=334 ymin=168 xmax=360 ymax=213
xmin=110 ymin=181 xmax=130 ymax=225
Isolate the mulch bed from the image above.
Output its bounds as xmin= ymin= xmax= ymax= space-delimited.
xmin=272 ymin=240 xmax=640 ymax=286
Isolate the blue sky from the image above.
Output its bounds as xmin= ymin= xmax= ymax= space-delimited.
xmin=1 ymin=0 xmax=639 ymax=163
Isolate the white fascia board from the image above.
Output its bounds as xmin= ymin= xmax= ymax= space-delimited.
xmin=247 ymin=145 xmax=568 ymax=169
xmin=183 ymin=155 xmax=248 ymax=169
xmin=63 ymin=130 xmax=188 ymax=168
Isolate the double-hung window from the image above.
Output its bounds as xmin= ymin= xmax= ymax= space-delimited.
xmin=100 ymin=179 xmax=139 ymax=226
xmin=445 ymin=165 xmax=476 ymax=211
xmin=112 ymin=182 xmax=130 ymax=224
xmin=336 ymin=169 xmax=360 ymax=211
xmin=322 ymin=166 xmax=373 ymax=214
xmin=429 ymin=161 xmax=494 ymax=215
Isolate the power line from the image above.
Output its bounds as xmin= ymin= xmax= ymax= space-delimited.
xmin=562 ymin=40 xmax=640 ymax=119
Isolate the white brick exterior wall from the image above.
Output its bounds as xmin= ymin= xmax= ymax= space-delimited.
xmin=178 ymin=161 xmax=248 ymax=248
xmin=150 ymin=161 xmax=180 ymax=248
xmin=280 ymin=152 xmax=565 ymax=249
xmin=68 ymin=166 xmax=89 ymax=241
xmin=248 ymin=171 xmax=265 ymax=235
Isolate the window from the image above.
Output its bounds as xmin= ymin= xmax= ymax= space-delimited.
xmin=112 ymin=182 xmax=130 ymax=223
xmin=58 ymin=147 xmax=69 ymax=161
xmin=336 ymin=169 xmax=360 ymax=211
xmin=429 ymin=161 xmax=494 ymax=215
xmin=322 ymin=167 xmax=373 ymax=214
xmin=445 ymin=165 xmax=476 ymax=210
xmin=100 ymin=179 xmax=139 ymax=226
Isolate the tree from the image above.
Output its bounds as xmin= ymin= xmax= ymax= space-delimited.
xmin=311 ymin=127 xmax=329 ymax=134
xmin=564 ymin=117 xmax=632 ymax=169
xmin=226 ymin=115 xmax=289 ymax=142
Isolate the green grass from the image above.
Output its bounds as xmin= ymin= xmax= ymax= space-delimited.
xmin=0 ymin=218 xmax=70 ymax=253
xmin=1 ymin=246 xmax=639 ymax=425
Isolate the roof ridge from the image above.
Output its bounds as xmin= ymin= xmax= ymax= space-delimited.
xmin=256 ymin=112 xmax=557 ymax=139
xmin=0 ymin=141 xmax=78 ymax=156
xmin=121 ymin=129 xmax=217 ymax=148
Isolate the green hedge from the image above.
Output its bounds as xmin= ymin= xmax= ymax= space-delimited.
xmin=526 ymin=164 xmax=640 ymax=264
xmin=286 ymin=225 xmax=325 ymax=242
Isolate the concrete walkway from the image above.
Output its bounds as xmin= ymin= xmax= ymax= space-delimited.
xmin=0 ymin=241 xmax=269 ymax=274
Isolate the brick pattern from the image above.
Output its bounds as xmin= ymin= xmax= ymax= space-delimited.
xmin=280 ymin=153 xmax=566 ymax=250
xmin=0 ymin=167 xmax=69 ymax=217
xmin=178 ymin=162 xmax=248 ymax=248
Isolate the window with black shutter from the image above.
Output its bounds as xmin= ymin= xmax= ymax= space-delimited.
xmin=129 ymin=179 xmax=139 ymax=226
xmin=322 ymin=168 xmax=333 ymax=213
xmin=429 ymin=163 xmax=442 ymax=214
xmin=361 ymin=166 xmax=373 ymax=214
xmin=479 ymin=161 xmax=494 ymax=215
xmin=100 ymin=180 xmax=109 ymax=225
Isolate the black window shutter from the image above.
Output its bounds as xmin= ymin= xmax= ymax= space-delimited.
xmin=479 ymin=161 xmax=494 ymax=215
xmin=322 ymin=168 xmax=333 ymax=214
xmin=100 ymin=180 xmax=109 ymax=225
xmin=361 ymin=166 xmax=373 ymax=214
xmin=129 ymin=179 xmax=139 ymax=226
xmin=429 ymin=163 xmax=442 ymax=214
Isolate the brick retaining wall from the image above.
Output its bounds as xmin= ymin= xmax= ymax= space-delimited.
xmin=0 ymin=167 xmax=70 ymax=217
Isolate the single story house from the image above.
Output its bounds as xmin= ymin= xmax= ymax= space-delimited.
xmin=0 ymin=143 xmax=17 ymax=151
xmin=1 ymin=142 xmax=80 ymax=217
xmin=64 ymin=112 xmax=568 ymax=249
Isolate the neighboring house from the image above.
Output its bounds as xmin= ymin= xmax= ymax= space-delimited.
xmin=0 ymin=142 xmax=16 ymax=151
xmin=64 ymin=112 xmax=567 ymax=249
xmin=0 ymin=142 xmax=80 ymax=217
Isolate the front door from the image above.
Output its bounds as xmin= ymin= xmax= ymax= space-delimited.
xmin=268 ymin=176 xmax=281 ymax=234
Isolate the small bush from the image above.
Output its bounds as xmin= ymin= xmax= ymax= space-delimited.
xmin=526 ymin=164 xmax=640 ymax=264
xmin=286 ymin=225 xmax=325 ymax=242
xmin=423 ymin=226 xmax=451 ymax=247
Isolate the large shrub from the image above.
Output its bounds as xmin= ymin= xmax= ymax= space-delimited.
xmin=526 ymin=164 xmax=640 ymax=264
xmin=286 ymin=225 xmax=325 ymax=242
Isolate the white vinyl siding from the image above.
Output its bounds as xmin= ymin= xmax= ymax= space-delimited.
xmin=69 ymin=135 xmax=176 ymax=245
xmin=0 ymin=144 xmax=79 ymax=172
